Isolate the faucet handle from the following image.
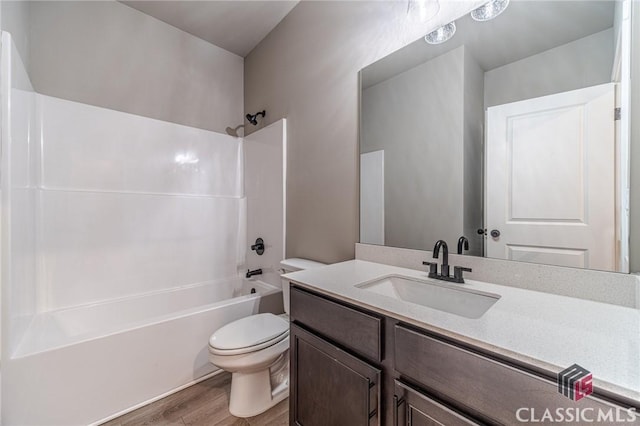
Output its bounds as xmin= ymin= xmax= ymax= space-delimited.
xmin=251 ymin=237 xmax=265 ymax=255
xmin=422 ymin=261 xmax=438 ymax=278
xmin=453 ymin=266 xmax=472 ymax=283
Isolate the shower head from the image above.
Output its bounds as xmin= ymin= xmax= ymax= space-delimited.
xmin=225 ymin=124 xmax=245 ymax=138
xmin=245 ymin=110 xmax=266 ymax=126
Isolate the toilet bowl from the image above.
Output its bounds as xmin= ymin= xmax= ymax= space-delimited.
xmin=208 ymin=258 xmax=325 ymax=418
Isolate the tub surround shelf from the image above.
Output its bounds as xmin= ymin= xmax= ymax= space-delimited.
xmin=284 ymin=260 xmax=640 ymax=404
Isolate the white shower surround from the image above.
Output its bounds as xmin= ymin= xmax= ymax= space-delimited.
xmin=1 ymin=32 xmax=287 ymax=425
xmin=8 ymin=87 xmax=247 ymax=353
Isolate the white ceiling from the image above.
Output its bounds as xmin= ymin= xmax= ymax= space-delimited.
xmin=362 ymin=1 xmax=615 ymax=89
xmin=121 ymin=1 xmax=299 ymax=57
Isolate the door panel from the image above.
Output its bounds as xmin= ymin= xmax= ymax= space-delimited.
xmin=394 ymin=381 xmax=478 ymax=426
xmin=290 ymin=323 xmax=381 ymax=426
xmin=507 ymin=245 xmax=587 ymax=268
xmin=485 ymin=83 xmax=616 ymax=271
xmin=509 ymin=107 xmax=585 ymax=222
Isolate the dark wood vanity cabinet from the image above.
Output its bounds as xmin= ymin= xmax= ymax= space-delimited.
xmin=289 ymin=284 xmax=640 ymax=426
xmin=290 ymin=286 xmax=382 ymax=426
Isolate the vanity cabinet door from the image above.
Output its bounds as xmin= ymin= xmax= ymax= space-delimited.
xmin=290 ymin=323 xmax=381 ymax=426
xmin=393 ymin=381 xmax=480 ymax=426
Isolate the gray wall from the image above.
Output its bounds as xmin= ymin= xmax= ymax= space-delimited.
xmin=1 ymin=1 xmax=30 ymax=72
xmin=484 ymin=28 xmax=614 ymax=108
xmin=244 ymin=0 xmax=481 ymax=263
xmin=28 ymin=1 xmax=243 ymax=133
xmin=361 ymin=46 xmax=484 ymax=255
xmin=361 ymin=47 xmax=465 ymax=251
xmin=462 ymin=49 xmax=484 ymax=256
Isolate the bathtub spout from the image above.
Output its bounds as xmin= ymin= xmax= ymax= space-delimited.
xmin=246 ymin=268 xmax=263 ymax=278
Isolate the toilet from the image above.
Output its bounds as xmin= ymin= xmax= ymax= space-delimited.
xmin=208 ymin=258 xmax=325 ymax=418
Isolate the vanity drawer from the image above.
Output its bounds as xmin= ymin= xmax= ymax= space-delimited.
xmin=394 ymin=325 xmax=638 ymax=425
xmin=290 ymin=285 xmax=382 ymax=362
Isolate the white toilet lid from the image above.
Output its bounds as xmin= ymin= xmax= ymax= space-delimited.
xmin=209 ymin=313 xmax=289 ymax=350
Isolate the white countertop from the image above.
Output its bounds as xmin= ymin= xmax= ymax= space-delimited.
xmin=285 ymin=260 xmax=640 ymax=402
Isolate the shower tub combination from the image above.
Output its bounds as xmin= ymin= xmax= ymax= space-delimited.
xmin=1 ymin=32 xmax=287 ymax=425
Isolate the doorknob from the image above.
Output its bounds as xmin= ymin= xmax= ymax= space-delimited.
xmin=490 ymin=229 xmax=501 ymax=238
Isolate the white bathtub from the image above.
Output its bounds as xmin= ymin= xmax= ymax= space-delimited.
xmin=3 ymin=278 xmax=283 ymax=426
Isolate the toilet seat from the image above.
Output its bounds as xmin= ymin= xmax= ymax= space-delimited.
xmin=209 ymin=313 xmax=289 ymax=356
xmin=209 ymin=331 xmax=289 ymax=356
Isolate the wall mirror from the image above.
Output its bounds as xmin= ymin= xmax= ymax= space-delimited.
xmin=359 ymin=0 xmax=635 ymax=273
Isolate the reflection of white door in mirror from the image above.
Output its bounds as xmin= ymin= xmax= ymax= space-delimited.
xmin=485 ymin=83 xmax=618 ymax=271
xmin=360 ymin=150 xmax=385 ymax=245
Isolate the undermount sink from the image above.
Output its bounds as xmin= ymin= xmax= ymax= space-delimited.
xmin=356 ymin=275 xmax=500 ymax=319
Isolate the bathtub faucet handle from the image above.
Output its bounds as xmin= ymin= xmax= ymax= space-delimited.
xmin=251 ymin=238 xmax=265 ymax=255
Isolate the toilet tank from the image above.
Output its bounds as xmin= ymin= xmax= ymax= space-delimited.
xmin=280 ymin=258 xmax=326 ymax=315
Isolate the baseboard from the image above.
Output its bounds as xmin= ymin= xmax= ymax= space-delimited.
xmin=92 ymin=369 xmax=226 ymax=425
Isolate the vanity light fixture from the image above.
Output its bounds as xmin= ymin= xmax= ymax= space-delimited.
xmin=424 ymin=22 xmax=456 ymax=45
xmin=407 ymin=0 xmax=440 ymax=23
xmin=471 ymin=0 xmax=510 ymax=22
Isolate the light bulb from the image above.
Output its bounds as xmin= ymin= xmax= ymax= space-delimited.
xmin=424 ymin=22 xmax=456 ymax=45
xmin=471 ymin=0 xmax=510 ymax=22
